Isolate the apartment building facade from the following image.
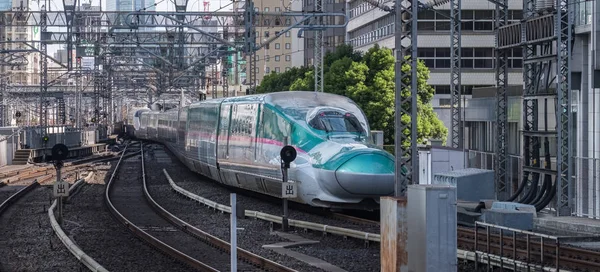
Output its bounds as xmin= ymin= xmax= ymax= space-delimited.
xmin=346 ymin=0 xmax=525 ymax=144
xmin=0 ymin=0 xmax=40 ymax=86
xmin=233 ymin=0 xmax=302 ymax=87
xmin=302 ymin=0 xmax=347 ymax=67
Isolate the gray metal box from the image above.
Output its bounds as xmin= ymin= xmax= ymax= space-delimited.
xmin=482 ymin=209 xmax=534 ymax=231
xmin=408 ymin=185 xmax=457 ymax=272
xmin=432 ymin=168 xmax=495 ymax=202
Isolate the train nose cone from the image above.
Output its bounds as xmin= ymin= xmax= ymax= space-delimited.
xmin=334 ymin=153 xmax=395 ymax=195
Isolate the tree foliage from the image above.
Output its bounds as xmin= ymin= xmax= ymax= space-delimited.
xmin=256 ymin=66 xmax=311 ymax=93
xmin=255 ymin=44 xmax=448 ymax=146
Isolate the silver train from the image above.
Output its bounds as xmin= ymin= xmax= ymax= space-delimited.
xmin=126 ymin=92 xmax=395 ymax=210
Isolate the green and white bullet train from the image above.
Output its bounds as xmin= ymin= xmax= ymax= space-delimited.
xmin=129 ymin=91 xmax=395 ymax=210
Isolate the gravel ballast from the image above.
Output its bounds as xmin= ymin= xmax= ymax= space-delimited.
xmin=145 ymin=144 xmax=380 ymax=271
xmin=0 ymin=185 xmax=25 ymax=203
xmin=0 ymin=186 xmax=80 ymax=271
xmin=60 ymin=161 xmax=194 ymax=272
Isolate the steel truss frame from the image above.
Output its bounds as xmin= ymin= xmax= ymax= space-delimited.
xmin=0 ymin=2 xmax=347 ymax=128
xmin=496 ymin=0 xmax=573 ymax=215
xmin=495 ymin=0 xmax=509 ymax=200
xmin=450 ymin=0 xmax=462 ymax=149
xmin=394 ymin=0 xmax=419 ymax=196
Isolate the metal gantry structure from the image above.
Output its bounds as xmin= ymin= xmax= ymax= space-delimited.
xmin=497 ymin=0 xmax=573 ymax=215
xmin=0 ymin=0 xmax=578 ymax=213
xmin=494 ymin=0 xmax=509 ymax=201
xmin=394 ymin=0 xmax=419 ymax=195
xmin=449 ymin=0 xmax=462 ymax=150
xmin=313 ymin=0 xmax=324 ymax=92
xmin=0 ymin=0 xmax=347 ymax=124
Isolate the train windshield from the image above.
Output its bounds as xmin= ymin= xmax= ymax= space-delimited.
xmin=308 ymin=111 xmax=365 ymax=134
xmin=267 ymin=92 xmax=371 ymax=139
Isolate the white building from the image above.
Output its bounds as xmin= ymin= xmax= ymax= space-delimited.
xmin=572 ymin=0 xmax=600 ymax=218
xmin=0 ymin=0 xmax=40 ymax=86
xmin=346 ymin=0 xmax=525 ymax=144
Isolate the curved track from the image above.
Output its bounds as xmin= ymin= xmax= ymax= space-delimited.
xmin=0 ymin=181 xmax=39 ymax=216
xmin=105 ymin=142 xmax=278 ymax=272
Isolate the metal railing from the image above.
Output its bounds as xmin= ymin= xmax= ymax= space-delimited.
xmin=163 ymin=169 xmax=381 ymax=244
xmin=348 ymin=23 xmax=394 ymax=48
xmin=474 ymin=221 xmax=561 ymax=271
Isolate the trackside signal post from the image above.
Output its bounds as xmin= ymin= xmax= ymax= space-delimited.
xmin=51 ymin=144 xmax=69 ymax=224
xmin=280 ymin=137 xmax=297 ymax=232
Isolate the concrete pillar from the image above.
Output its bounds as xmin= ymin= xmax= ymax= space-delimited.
xmin=380 ymin=197 xmax=408 ymax=272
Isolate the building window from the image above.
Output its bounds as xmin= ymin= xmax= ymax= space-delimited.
xmin=285 ymin=31 xmax=291 ymax=37
xmin=285 ymin=19 xmax=291 ymax=25
xmin=255 ymin=54 xmax=259 ymax=61
xmin=265 ymin=55 xmax=270 ymax=62
xmin=433 ymin=85 xmax=451 ymax=94
xmin=285 ymin=55 xmax=291 ymax=61
xmin=438 ymin=98 xmax=451 ymax=108
xmin=275 ymin=7 xmax=280 ymax=12
xmin=416 ymin=10 xmax=503 ymax=32
xmin=285 ymin=43 xmax=291 ymax=49
xmin=417 ymin=47 xmax=514 ymax=69
xmin=474 ymin=10 xmax=494 ymax=31
xmin=275 ymin=56 xmax=280 ymax=62
xmin=432 ymin=85 xmax=489 ymax=95
xmin=285 ymin=67 xmax=291 ymax=72
xmin=266 ymin=67 xmax=271 ymax=73
xmin=275 ymin=43 xmax=280 ymax=49
xmin=264 ymin=7 xmax=269 ymax=11
xmin=275 ymin=67 xmax=280 ymax=73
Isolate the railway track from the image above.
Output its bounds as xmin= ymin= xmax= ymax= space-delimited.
xmin=0 ymin=181 xmax=39 ymax=217
xmin=0 ymin=153 xmax=118 ymax=185
xmin=327 ymin=211 xmax=600 ymax=271
xmin=105 ymin=142 xmax=294 ymax=272
xmin=458 ymin=226 xmax=600 ymax=272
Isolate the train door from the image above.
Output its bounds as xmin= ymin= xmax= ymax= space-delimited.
xmin=256 ymin=106 xmax=290 ymax=177
xmin=217 ymin=104 xmax=231 ymax=161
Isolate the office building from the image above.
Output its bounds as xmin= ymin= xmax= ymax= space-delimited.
xmin=232 ymin=0 xmax=302 ymax=86
xmin=346 ymin=0 xmax=524 ymax=144
xmin=302 ymin=0 xmax=346 ymax=67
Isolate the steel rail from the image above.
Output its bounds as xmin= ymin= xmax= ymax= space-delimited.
xmin=144 ymin=157 xmax=295 ymax=271
xmin=163 ymin=168 xmax=600 ymax=271
xmin=1 ymin=149 xmax=140 ymax=184
xmin=163 ymin=169 xmax=381 ymax=244
xmin=0 ymin=181 xmax=39 ymax=216
xmin=457 ymin=227 xmax=600 ymax=271
xmin=105 ymin=143 xmax=219 ymax=272
xmin=48 ymin=172 xmax=108 ymax=272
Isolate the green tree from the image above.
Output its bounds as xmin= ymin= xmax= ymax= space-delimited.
xmin=255 ymin=44 xmax=447 ymax=146
xmin=289 ymin=69 xmax=314 ymax=91
xmin=324 ymin=44 xmax=363 ymax=68
xmin=256 ymin=66 xmax=310 ymax=93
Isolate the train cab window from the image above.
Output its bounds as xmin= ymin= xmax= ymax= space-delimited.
xmin=309 ymin=111 xmax=365 ymax=133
